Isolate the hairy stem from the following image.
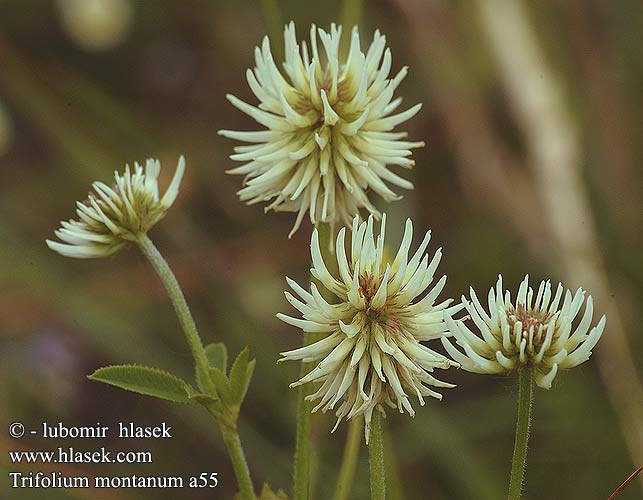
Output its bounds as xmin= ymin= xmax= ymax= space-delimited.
xmin=293 ymin=331 xmax=315 ymax=500
xmin=136 ymin=234 xmax=255 ymax=499
xmin=221 ymin=424 xmax=256 ymax=500
xmin=508 ymin=368 xmax=534 ymax=500
xmin=369 ymin=411 xmax=386 ymax=500
xmin=333 ymin=417 xmax=362 ymax=500
xmin=136 ymin=233 xmax=215 ymax=395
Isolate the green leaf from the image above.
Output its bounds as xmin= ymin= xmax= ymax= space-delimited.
xmin=258 ymin=483 xmax=289 ymax=500
xmin=229 ymin=347 xmax=255 ymax=406
xmin=195 ymin=367 xmax=211 ymax=395
xmin=189 ymin=393 xmax=224 ymax=417
xmin=88 ymin=365 xmax=192 ymax=404
xmin=188 ymin=392 xmax=217 ymax=405
xmin=242 ymin=360 xmax=256 ymax=402
xmin=234 ymin=483 xmax=288 ymax=500
xmin=184 ymin=385 xmax=224 ymax=417
xmin=209 ymin=367 xmax=233 ymax=406
xmin=205 ymin=342 xmax=228 ymax=371
xmin=184 ymin=384 xmax=216 ymax=402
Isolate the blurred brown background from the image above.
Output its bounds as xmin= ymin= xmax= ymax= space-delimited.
xmin=1 ymin=0 xmax=642 ymax=499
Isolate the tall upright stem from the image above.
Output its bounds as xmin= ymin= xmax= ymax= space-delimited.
xmin=293 ymin=331 xmax=315 ymax=500
xmin=293 ymin=222 xmax=338 ymax=499
xmin=369 ymin=411 xmax=386 ymax=500
xmin=221 ymin=424 xmax=256 ymax=500
xmin=333 ymin=417 xmax=362 ymax=500
xmin=508 ymin=368 xmax=534 ymax=500
xmin=136 ymin=234 xmax=255 ymax=500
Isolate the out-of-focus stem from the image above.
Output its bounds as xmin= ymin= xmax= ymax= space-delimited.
xmin=0 ymin=38 xmax=114 ymax=180
xmin=339 ymin=0 xmax=364 ymax=59
xmin=392 ymin=0 xmax=547 ymax=249
xmin=508 ymin=369 xmax=533 ymax=500
xmin=261 ymin=0 xmax=284 ymax=57
xmin=475 ymin=0 xmax=643 ymax=490
xmin=340 ymin=0 xmax=364 ymax=31
xmin=333 ymin=417 xmax=362 ymax=500
xmin=607 ymin=466 xmax=643 ymax=500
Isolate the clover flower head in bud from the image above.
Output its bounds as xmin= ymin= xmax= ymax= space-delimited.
xmin=442 ymin=274 xmax=606 ymax=389
xmin=220 ymin=22 xmax=424 ymax=237
xmin=277 ymin=214 xmax=459 ymax=442
xmin=47 ymin=156 xmax=186 ymax=259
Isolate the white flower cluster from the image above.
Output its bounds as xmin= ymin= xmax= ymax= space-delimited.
xmin=220 ymin=23 xmax=423 ymax=236
xmin=47 ymin=156 xmax=185 ymax=258
xmin=46 ymin=21 xmax=608 ymax=450
xmin=442 ymin=275 xmax=606 ymax=389
xmin=278 ymin=215 xmax=459 ymax=440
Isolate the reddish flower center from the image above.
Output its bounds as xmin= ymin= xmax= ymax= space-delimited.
xmin=507 ymin=304 xmax=554 ymax=346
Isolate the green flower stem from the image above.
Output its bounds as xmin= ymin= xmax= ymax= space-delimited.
xmin=340 ymin=0 xmax=364 ymax=31
xmin=508 ymin=368 xmax=534 ymax=500
xmin=221 ymin=424 xmax=256 ymax=500
xmin=136 ymin=234 xmax=255 ymax=500
xmin=333 ymin=416 xmax=362 ymax=500
xmin=293 ymin=331 xmax=315 ymax=500
xmin=136 ymin=233 xmax=215 ymax=395
xmin=260 ymin=0 xmax=284 ymax=57
xmin=293 ymin=223 xmax=335 ymax=499
xmin=369 ymin=411 xmax=386 ymax=500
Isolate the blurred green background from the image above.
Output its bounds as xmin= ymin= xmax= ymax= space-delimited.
xmin=1 ymin=0 xmax=642 ymax=499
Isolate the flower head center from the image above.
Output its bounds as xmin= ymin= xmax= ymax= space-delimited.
xmin=507 ymin=303 xmax=554 ymax=346
xmin=85 ymin=182 xmax=159 ymax=236
xmin=358 ymin=273 xmax=382 ymax=305
xmin=357 ymin=272 xmax=403 ymax=333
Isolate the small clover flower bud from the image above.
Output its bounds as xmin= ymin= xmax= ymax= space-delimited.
xmin=47 ymin=156 xmax=185 ymax=258
xmin=442 ymin=274 xmax=606 ymax=389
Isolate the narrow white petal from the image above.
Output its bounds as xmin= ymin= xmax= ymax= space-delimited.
xmin=160 ymin=155 xmax=186 ymax=208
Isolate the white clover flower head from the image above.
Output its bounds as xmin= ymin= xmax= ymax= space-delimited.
xmin=220 ymin=22 xmax=424 ymax=237
xmin=278 ymin=214 xmax=459 ymax=442
xmin=442 ymin=274 xmax=606 ymax=389
xmin=47 ymin=156 xmax=186 ymax=258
